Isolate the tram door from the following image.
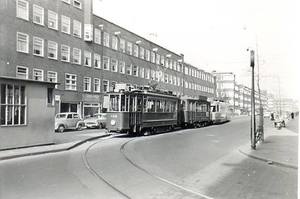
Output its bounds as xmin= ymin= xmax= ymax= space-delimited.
xmin=129 ymin=95 xmax=143 ymax=133
xmin=189 ymin=101 xmax=195 ymax=123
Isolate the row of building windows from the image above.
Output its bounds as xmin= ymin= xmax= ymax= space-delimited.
xmin=15 ymin=65 xmax=214 ymax=94
xmin=16 ymin=32 xmax=214 ymax=93
xmin=16 ymin=0 xmax=214 ymax=83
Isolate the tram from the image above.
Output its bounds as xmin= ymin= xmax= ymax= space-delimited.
xmin=210 ymin=99 xmax=231 ymax=124
xmin=105 ymin=83 xmax=179 ymax=135
xmin=180 ymin=96 xmax=211 ymax=128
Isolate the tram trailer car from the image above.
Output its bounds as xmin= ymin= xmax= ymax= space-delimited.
xmin=180 ymin=96 xmax=211 ymax=128
xmin=105 ymin=84 xmax=180 ymax=135
xmin=210 ymin=100 xmax=231 ymax=124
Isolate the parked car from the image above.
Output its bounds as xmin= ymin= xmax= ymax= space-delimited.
xmin=263 ymin=111 xmax=271 ymax=118
xmin=84 ymin=113 xmax=106 ymax=129
xmin=55 ymin=112 xmax=85 ymax=132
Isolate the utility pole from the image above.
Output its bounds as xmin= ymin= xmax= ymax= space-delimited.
xmin=256 ymin=37 xmax=264 ymax=142
xmin=249 ymin=49 xmax=256 ymax=150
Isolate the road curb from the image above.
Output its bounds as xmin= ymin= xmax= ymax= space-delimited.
xmin=239 ymin=149 xmax=298 ymax=170
xmin=0 ymin=134 xmax=111 ymax=161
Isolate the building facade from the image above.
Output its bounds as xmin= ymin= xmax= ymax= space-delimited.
xmin=1 ymin=0 xmax=216 ymax=120
xmin=212 ymin=71 xmax=269 ymax=115
xmin=0 ymin=77 xmax=56 ymax=149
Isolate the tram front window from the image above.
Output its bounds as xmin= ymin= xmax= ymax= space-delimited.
xmin=109 ymin=95 xmax=120 ymax=111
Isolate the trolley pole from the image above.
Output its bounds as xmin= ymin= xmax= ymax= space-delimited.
xmin=249 ymin=50 xmax=256 ymax=150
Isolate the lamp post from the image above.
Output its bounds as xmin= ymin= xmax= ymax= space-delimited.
xmin=249 ymin=49 xmax=256 ymax=150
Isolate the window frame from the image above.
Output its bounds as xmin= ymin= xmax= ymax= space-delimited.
xmin=83 ymin=76 xmax=91 ymax=92
xmin=103 ymin=56 xmax=110 ymax=71
xmin=33 ymin=68 xmax=44 ymax=81
xmin=111 ymin=58 xmax=118 ymax=72
xmin=61 ymin=15 xmax=71 ymax=34
xmin=119 ymin=61 xmax=125 ymax=74
xmin=65 ymin=73 xmax=77 ymax=91
xmin=16 ymin=0 xmax=29 ymax=21
xmin=93 ymin=53 xmax=101 ymax=69
xmin=16 ymin=66 xmax=28 ymax=79
xmin=33 ymin=36 xmax=44 ymax=57
xmin=120 ymin=39 xmax=125 ymax=53
xmin=94 ymin=29 xmax=101 ymax=44
xmin=73 ymin=48 xmax=81 ymax=65
xmin=48 ymin=41 xmax=58 ymax=59
xmin=48 ymin=10 xmax=58 ymax=30
xmin=0 ymin=84 xmax=27 ymax=126
xmin=102 ymin=79 xmax=109 ymax=92
xmin=103 ymin=32 xmax=110 ymax=47
xmin=73 ymin=0 xmax=82 ymax=9
xmin=84 ymin=51 xmax=92 ymax=67
xmin=16 ymin=32 xmax=29 ymax=53
xmin=73 ymin=20 xmax=82 ymax=38
xmin=127 ymin=42 xmax=132 ymax=55
xmin=61 ymin=45 xmax=70 ymax=62
xmin=33 ymin=4 xmax=44 ymax=26
xmin=93 ymin=78 xmax=101 ymax=93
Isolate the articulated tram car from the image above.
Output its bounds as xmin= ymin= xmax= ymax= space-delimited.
xmin=105 ymin=84 xmax=179 ymax=135
xmin=180 ymin=96 xmax=211 ymax=128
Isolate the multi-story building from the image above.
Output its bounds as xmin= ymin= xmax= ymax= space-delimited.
xmin=212 ymin=71 xmax=268 ymax=115
xmin=1 ymin=0 xmax=215 ymax=119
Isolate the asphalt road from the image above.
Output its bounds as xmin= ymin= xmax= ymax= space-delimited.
xmin=0 ymin=116 xmax=297 ymax=199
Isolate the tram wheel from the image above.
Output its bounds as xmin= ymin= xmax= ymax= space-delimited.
xmin=143 ymin=129 xmax=151 ymax=136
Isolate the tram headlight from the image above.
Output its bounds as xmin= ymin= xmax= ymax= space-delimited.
xmin=110 ymin=120 xmax=116 ymax=126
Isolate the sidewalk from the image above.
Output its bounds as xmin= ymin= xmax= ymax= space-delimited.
xmin=0 ymin=129 xmax=111 ymax=161
xmin=239 ymin=120 xmax=298 ymax=170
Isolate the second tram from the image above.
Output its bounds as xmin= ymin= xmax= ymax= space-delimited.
xmin=210 ymin=100 xmax=231 ymax=124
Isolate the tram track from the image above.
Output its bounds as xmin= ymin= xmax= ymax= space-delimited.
xmin=82 ymin=133 xmax=214 ymax=199
xmin=82 ymin=135 xmax=131 ymax=199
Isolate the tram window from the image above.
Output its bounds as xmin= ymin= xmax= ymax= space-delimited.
xmin=166 ymin=101 xmax=170 ymax=112
xmin=211 ymin=106 xmax=216 ymax=112
xmin=189 ymin=102 xmax=193 ymax=111
xmin=137 ymin=97 xmax=142 ymax=112
xmin=143 ymin=98 xmax=147 ymax=112
xmin=121 ymin=95 xmax=126 ymax=111
xmin=147 ymin=99 xmax=155 ymax=112
xmin=109 ymin=95 xmax=120 ymax=111
xmin=202 ymin=104 xmax=207 ymax=112
xmin=130 ymin=97 xmax=135 ymax=112
xmin=157 ymin=100 xmax=165 ymax=113
xmin=182 ymin=101 xmax=186 ymax=111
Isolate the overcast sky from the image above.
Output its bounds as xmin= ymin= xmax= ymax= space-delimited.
xmin=93 ymin=0 xmax=299 ymax=100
